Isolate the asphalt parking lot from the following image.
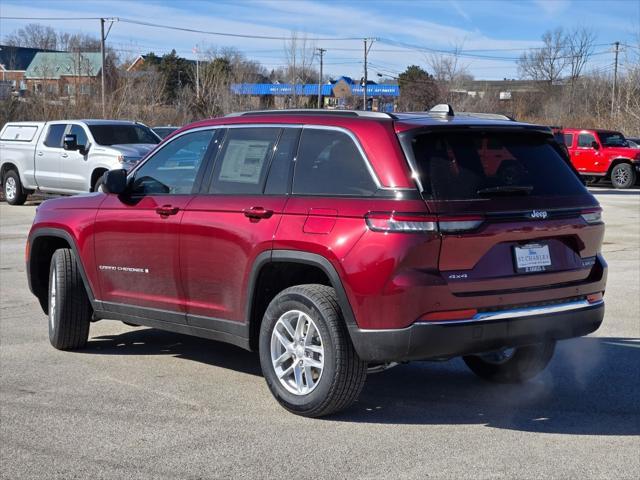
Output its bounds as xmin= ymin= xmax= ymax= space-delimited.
xmin=1 ymin=187 xmax=639 ymax=479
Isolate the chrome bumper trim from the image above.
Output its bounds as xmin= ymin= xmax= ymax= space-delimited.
xmin=421 ymin=299 xmax=603 ymax=325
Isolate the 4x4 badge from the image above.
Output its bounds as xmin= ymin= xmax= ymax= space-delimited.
xmin=530 ymin=210 xmax=548 ymax=219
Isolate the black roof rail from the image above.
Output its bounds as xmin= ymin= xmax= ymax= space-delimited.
xmin=225 ymin=109 xmax=397 ymax=119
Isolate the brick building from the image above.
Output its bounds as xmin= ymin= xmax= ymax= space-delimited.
xmin=24 ymin=52 xmax=102 ymax=97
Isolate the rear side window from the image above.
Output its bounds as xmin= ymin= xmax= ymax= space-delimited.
xmin=209 ymin=127 xmax=279 ymax=194
xmin=578 ymin=133 xmax=596 ymax=147
xmin=1 ymin=125 xmax=38 ymax=141
xmin=293 ymin=129 xmax=376 ymax=196
xmin=563 ymin=133 xmax=574 ymax=147
xmin=44 ymin=124 xmax=66 ymax=148
xmin=405 ymin=131 xmax=586 ymax=200
xmin=264 ymin=128 xmax=300 ymax=195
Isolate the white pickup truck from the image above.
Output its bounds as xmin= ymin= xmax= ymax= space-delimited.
xmin=0 ymin=119 xmax=161 ymax=205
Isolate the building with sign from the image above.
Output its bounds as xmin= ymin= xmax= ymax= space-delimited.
xmin=231 ymin=76 xmax=399 ymax=111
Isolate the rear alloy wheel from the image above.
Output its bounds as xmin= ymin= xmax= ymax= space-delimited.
xmin=3 ymin=170 xmax=28 ymax=205
xmin=259 ymin=284 xmax=367 ymax=417
xmin=463 ymin=341 xmax=556 ymax=383
xmin=610 ymin=163 xmax=636 ymax=189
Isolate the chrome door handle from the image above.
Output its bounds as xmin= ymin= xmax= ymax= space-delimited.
xmin=37 ymin=151 xmax=44 ymax=156
xmin=61 ymin=153 xmax=68 ymax=158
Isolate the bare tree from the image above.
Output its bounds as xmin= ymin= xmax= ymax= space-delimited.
xmin=518 ymin=28 xmax=568 ymax=85
xmin=426 ymin=43 xmax=472 ymax=103
xmin=283 ymin=32 xmax=317 ymax=108
xmin=4 ymin=23 xmax=58 ymax=49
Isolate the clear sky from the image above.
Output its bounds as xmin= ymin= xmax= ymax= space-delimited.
xmin=1 ymin=0 xmax=638 ymax=81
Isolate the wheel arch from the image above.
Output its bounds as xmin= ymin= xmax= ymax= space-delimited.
xmin=28 ymin=228 xmax=98 ymax=314
xmin=246 ymin=250 xmax=357 ymax=351
xmin=90 ymin=167 xmax=109 ymax=191
xmin=606 ymin=157 xmax=634 ymax=176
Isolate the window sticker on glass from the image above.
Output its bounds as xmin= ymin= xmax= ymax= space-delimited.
xmin=219 ymin=140 xmax=271 ymax=184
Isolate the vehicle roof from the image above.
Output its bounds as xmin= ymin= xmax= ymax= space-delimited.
xmin=78 ymin=119 xmax=144 ymax=126
xmin=563 ymin=127 xmax=623 ymax=134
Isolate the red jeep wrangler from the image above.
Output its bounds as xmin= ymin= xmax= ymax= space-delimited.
xmin=27 ymin=108 xmax=607 ymax=417
xmin=563 ymin=128 xmax=640 ymax=188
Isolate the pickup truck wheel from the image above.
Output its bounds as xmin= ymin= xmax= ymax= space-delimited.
xmin=259 ymin=284 xmax=367 ymax=417
xmin=48 ymin=249 xmax=92 ymax=350
xmin=611 ymin=163 xmax=635 ymax=189
xmin=3 ymin=170 xmax=28 ymax=205
xmin=463 ymin=341 xmax=555 ymax=383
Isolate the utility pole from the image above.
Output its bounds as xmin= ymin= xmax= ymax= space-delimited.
xmin=193 ymin=45 xmax=200 ymax=101
xmin=317 ymin=48 xmax=326 ymax=109
xmin=99 ymin=17 xmax=117 ymax=119
xmin=611 ymin=41 xmax=620 ymax=117
xmin=363 ymin=38 xmax=375 ymax=110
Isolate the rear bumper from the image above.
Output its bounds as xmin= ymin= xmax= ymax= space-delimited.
xmin=348 ymin=300 xmax=604 ymax=362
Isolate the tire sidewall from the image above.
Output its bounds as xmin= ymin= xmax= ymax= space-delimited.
xmin=259 ymin=291 xmax=339 ymax=413
xmin=4 ymin=171 xmax=22 ymax=205
xmin=48 ymin=253 xmax=60 ymax=345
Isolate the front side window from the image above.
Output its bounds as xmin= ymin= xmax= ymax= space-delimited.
xmin=88 ymin=124 xmax=160 ymax=146
xmin=68 ymin=125 xmax=88 ymax=147
xmin=44 ymin=124 xmax=66 ymax=148
xmin=293 ymin=129 xmax=376 ymax=196
xmin=131 ymin=130 xmax=214 ymax=195
xmin=577 ymin=133 xmax=596 ymax=148
xmin=209 ymin=128 xmax=280 ymax=194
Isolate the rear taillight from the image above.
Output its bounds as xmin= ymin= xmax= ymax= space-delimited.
xmin=581 ymin=208 xmax=603 ymax=224
xmin=365 ymin=212 xmax=483 ymax=233
xmin=365 ymin=212 xmax=437 ymax=232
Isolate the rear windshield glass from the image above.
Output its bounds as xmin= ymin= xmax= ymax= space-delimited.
xmin=405 ymin=130 xmax=586 ymax=200
xmin=88 ymin=124 xmax=160 ymax=146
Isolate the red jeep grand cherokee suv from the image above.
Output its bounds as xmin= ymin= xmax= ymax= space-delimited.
xmin=27 ymin=107 xmax=607 ymax=417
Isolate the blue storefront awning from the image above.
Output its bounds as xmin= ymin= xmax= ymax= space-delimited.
xmin=231 ymin=83 xmax=399 ymax=97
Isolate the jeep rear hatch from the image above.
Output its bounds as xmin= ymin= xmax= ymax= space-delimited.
xmin=397 ymin=127 xmax=603 ymax=293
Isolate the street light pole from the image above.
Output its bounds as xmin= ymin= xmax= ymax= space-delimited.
xmin=317 ymin=48 xmax=326 ymax=109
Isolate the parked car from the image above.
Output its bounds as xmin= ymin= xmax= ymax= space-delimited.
xmin=152 ymin=126 xmax=180 ymax=139
xmin=26 ymin=107 xmax=607 ymax=417
xmin=1 ymin=120 xmax=161 ymax=204
xmin=562 ymin=128 xmax=640 ymax=188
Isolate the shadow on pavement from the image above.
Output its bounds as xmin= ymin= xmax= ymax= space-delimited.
xmin=85 ymin=329 xmax=639 ymax=435
xmin=87 ymin=327 xmax=262 ymax=376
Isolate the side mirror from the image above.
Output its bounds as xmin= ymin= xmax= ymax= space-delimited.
xmin=63 ymin=134 xmax=78 ymax=151
xmin=591 ymin=141 xmax=600 ymax=150
xmin=101 ymin=169 xmax=128 ymax=195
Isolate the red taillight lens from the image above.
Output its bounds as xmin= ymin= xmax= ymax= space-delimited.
xmin=365 ymin=212 xmax=483 ymax=233
xmin=580 ymin=208 xmax=602 ymax=224
xmin=365 ymin=212 xmax=437 ymax=232
xmin=420 ymin=308 xmax=478 ymax=322
xmin=587 ymin=292 xmax=603 ymax=303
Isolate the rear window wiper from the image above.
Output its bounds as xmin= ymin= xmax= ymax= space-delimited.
xmin=477 ymin=185 xmax=533 ymax=196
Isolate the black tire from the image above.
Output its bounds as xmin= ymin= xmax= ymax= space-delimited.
xmin=92 ymin=177 xmax=104 ymax=193
xmin=48 ymin=249 xmax=92 ymax=350
xmin=610 ymin=163 xmax=636 ymax=189
xmin=3 ymin=170 xmax=28 ymax=205
xmin=463 ymin=341 xmax=556 ymax=383
xmin=259 ymin=284 xmax=367 ymax=417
